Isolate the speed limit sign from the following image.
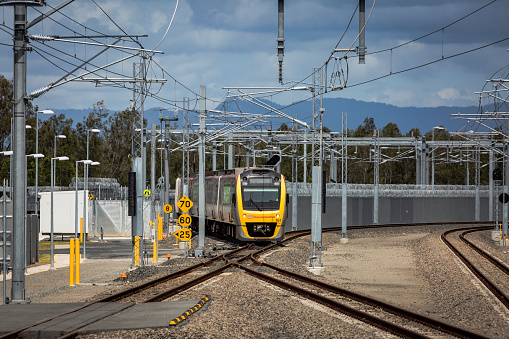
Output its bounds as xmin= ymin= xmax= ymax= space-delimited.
xmin=178 ymin=214 xmax=192 ymax=227
xmin=173 ymin=228 xmax=192 ymax=242
xmin=178 ymin=195 xmax=193 ymax=213
xmin=163 ymin=204 xmax=172 ymax=213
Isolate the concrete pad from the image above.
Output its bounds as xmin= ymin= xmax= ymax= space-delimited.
xmin=22 ymin=302 xmax=133 ymax=338
xmin=81 ymin=300 xmax=201 ymax=333
xmin=307 ymin=266 xmax=325 ymax=275
xmin=0 ymin=303 xmax=86 ymax=335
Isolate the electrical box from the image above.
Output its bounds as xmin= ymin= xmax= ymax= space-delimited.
xmin=39 ymin=190 xmax=87 ymax=235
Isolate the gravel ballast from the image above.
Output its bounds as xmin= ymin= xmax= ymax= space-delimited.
xmin=1 ymin=224 xmax=508 ymax=338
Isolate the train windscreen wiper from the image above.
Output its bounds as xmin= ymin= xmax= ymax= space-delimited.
xmin=250 ymin=197 xmax=262 ymax=211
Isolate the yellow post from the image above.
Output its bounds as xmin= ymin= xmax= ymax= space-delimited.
xmin=80 ymin=217 xmax=83 ymax=242
xmin=69 ymin=238 xmax=75 ymax=286
xmin=134 ymin=236 xmax=140 ymax=266
xmin=157 ymin=213 xmax=163 ymax=241
xmin=152 ymin=222 xmax=157 ymax=263
xmin=75 ymin=238 xmax=80 ymax=284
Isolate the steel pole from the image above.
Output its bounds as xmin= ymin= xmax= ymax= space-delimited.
xmin=198 ymin=85 xmax=206 ymax=250
xmin=35 ymin=113 xmax=38 ymax=219
xmin=164 ymin=121 xmax=170 ymax=234
xmin=489 ymin=145 xmax=494 ymax=222
xmin=11 ymin=4 xmax=27 ymax=303
xmin=84 ymin=132 xmax=89 ymax=259
xmin=151 ymin=124 xmax=156 ymax=229
xmin=75 ymin=162 xmax=79 ymax=238
xmin=50 ymin=159 xmax=54 ymax=269
xmin=3 ymin=181 xmax=7 ymax=304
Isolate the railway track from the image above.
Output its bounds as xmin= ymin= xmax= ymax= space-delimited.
xmin=228 ymin=239 xmax=487 ymax=338
xmin=442 ymin=225 xmax=509 ymax=310
xmin=0 ymin=244 xmax=260 ymax=339
xmin=1 ymin=221 xmax=503 ymax=338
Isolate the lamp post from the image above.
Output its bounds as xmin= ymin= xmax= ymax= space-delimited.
xmin=432 ymin=126 xmax=444 ymax=188
xmin=84 ymin=129 xmax=100 ymax=259
xmin=35 ymin=110 xmax=54 ymax=220
xmin=75 ymin=160 xmax=92 ymax=239
xmin=54 ymin=134 xmax=66 ymax=158
xmin=50 ymin=156 xmax=69 ymax=269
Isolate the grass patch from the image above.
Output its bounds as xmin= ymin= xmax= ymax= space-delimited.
xmin=38 ymin=241 xmax=68 ymax=251
xmin=38 ymin=254 xmax=51 ymax=265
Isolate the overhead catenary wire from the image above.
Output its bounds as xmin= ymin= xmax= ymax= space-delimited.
xmin=151 ymin=0 xmax=178 ymax=53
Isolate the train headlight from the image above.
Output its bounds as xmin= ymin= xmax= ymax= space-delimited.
xmin=243 ymin=214 xmax=247 ymax=218
xmin=273 ymin=176 xmax=280 ymax=186
xmin=242 ymin=176 xmax=248 ymax=186
xmin=276 ymin=214 xmax=280 ymax=218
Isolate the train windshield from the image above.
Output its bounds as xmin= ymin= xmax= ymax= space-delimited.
xmin=242 ymin=186 xmax=280 ymax=211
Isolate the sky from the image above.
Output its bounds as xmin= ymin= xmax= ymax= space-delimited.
xmin=0 ymin=0 xmax=508 ymax=115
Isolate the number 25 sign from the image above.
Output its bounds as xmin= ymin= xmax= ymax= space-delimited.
xmin=173 ymin=228 xmax=192 ymax=242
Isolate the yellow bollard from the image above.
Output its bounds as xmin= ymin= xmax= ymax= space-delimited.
xmin=75 ymin=238 xmax=80 ymax=285
xmin=134 ymin=236 xmax=140 ymax=266
xmin=152 ymin=222 xmax=157 ymax=263
xmin=69 ymin=238 xmax=75 ymax=286
xmin=158 ymin=213 xmax=164 ymax=241
xmin=80 ymin=218 xmax=83 ymax=242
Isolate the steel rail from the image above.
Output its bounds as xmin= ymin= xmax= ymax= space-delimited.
xmin=460 ymin=227 xmax=509 ymax=275
xmin=249 ymin=257 xmax=488 ymax=338
xmin=0 ymin=245 xmax=251 ymax=339
xmin=234 ymin=262 xmax=429 ymax=339
xmin=442 ymin=227 xmax=509 ymax=310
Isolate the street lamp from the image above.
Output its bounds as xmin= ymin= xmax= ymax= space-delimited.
xmin=35 ymin=110 xmax=54 ymax=219
xmin=50 ymin=156 xmax=69 ymax=269
xmin=83 ymin=129 xmax=100 ymax=259
xmin=432 ymin=126 xmax=445 ymax=188
xmin=82 ymin=160 xmax=99 ymax=259
xmin=54 ymin=134 xmax=66 ymax=158
xmin=75 ymin=160 xmax=92 ymax=239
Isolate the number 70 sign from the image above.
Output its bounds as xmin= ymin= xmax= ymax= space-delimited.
xmin=178 ymin=195 xmax=193 ymax=213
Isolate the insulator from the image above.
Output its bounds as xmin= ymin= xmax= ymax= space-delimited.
xmin=27 ymin=86 xmax=50 ymax=99
xmin=28 ymin=34 xmax=53 ymax=41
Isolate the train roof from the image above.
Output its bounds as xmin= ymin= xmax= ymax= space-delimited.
xmin=187 ymin=167 xmax=280 ymax=178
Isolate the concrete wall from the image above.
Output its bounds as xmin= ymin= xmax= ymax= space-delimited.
xmin=285 ymin=184 xmax=491 ymax=231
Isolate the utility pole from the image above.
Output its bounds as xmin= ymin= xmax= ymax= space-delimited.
xmin=197 ymin=86 xmax=206 ymax=255
xmin=277 ymin=0 xmax=285 ymax=83
xmin=11 ymin=3 xmax=29 ymax=304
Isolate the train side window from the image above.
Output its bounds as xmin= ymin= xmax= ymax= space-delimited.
xmin=223 ymin=186 xmax=230 ymax=204
xmin=192 ymin=185 xmax=199 ymax=201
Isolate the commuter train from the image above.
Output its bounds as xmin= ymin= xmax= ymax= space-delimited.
xmin=175 ymin=167 xmax=287 ymax=242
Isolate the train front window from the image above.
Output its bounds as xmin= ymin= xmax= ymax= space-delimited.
xmin=242 ymin=187 xmax=280 ymax=210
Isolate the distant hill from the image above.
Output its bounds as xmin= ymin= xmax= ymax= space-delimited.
xmin=48 ymin=97 xmax=479 ymax=135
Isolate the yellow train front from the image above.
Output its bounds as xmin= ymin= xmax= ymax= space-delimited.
xmin=177 ymin=168 xmax=287 ymax=242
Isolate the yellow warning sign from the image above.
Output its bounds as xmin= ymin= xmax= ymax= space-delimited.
xmin=163 ymin=204 xmax=172 ymax=213
xmin=178 ymin=195 xmax=193 ymax=213
xmin=88 ymin=194 xmax=94 ymax=200
xmin=173 ymin=228 xmax=192 ymax=242
xmin=178 ymin=214 xmax=192 ymax=228
xmin=144 ymin=189 xmax=151 ymax=197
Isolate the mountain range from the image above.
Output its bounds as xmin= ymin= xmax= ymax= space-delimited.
xmin=47 ymin=97 xmax=479 ymax=135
